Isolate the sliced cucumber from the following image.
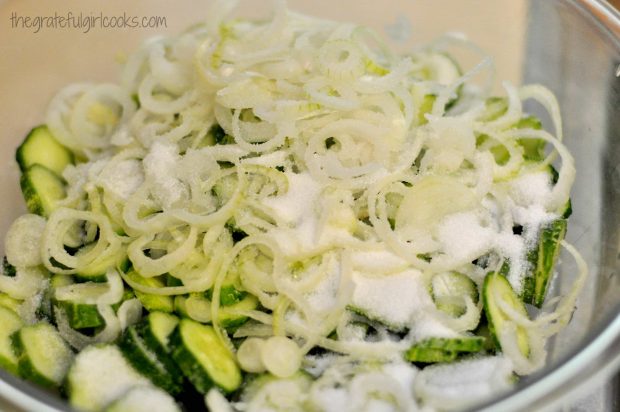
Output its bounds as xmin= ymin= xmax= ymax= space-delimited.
xmin=75 ymin=251 xmax=129 ymax=284
xmin=430 ymin=271 xmax=478 ymax=317
xmin=220 ymin=294 xmax=257 ymax=330
xmin=140 ymin=311 xmax=179 ymax=353
xmin=522 ymin=219 xmax=567 ymax=308
xmin=210 ymin=123 xmax=234 ymax=145
xmin=104 ymin=385 xmax=181 ymax=412
xmin=170 ymin=319 xmax=242 ymax=394
xmin=479 ymin=97 xmax=508 ymax=122
xmin=478 ymin=96 xmax=546 ymax=161
xmin=20 ymin=164 xmax=66 ymax=217
xmin=49 ymin=273 xmax=106 ymax=330
xmin=34 ymin=274 xmax=72 ymax=323
xmin=119 ymin=325 xmax=184 ymax=395
xmin=16 ymin=125 xmax=74 ymax=175
xmin=0 ymin=293 xmax=22 ymax=314
xmin=514 ymin=115 xmax=544 ymax=161
xmin=12 ymin=323 xmax=74 ymax=388
xmin=347 ymin=304 xmax=406 ymax=332
xmin=0 ymin=306 xmax=23 ymax=375
xmin=67 ymin=345 xmax=150 ymax=412
xmin=405 ymin=336 xmax=485 ymax=363
xmin=205 ymin=284 xmax=247 ymax=307
xmin=56 ymin=301 xmax=105 ymax=330
xmin=181 ymin=293 xmax=258 ymax=331
xmin=125 ymin=270 xmax=174 ymax=313
xmin=482 ymin=272 xmax=530 ymax=357
xmin=111 ymin=289 xmax=136 ymax=313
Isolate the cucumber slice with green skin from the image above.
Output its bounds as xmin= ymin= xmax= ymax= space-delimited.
xmin=522 ymin=219 xmax=567 ymax=308
xmin=16 ymin=125 xmax=74 ymax=175
xmin=169 ymin=319 xmax=242 ymax=394
xmin=12 ymin=323 xmax=74 ymax=388
xmin=479 ymin=97 xmax=508 ymax=122
xmin=50 ymin=273 xmax=119 ymax=330
xmin=482 ymin=272 xmax=530 ymax=358
xmin=104 ymin=385 xmax=181 ymax=412
xmin=405 ymin=336 xmax=485 ymax=363
xmin=210 ymin=123 xmax=234 ymax=145
xmin=67 ymin=345 xmax=151 ymax=412
xmin=165 ymin=274 xmax=184 ymax=287
xmin=176 ymin=293 xmax=258 ymax=332
xmin=478 ymin=97 xmax=546 ymax=161
xmin=204 ymin=261 xmax=247 ymax=306
xmin=346 ymin=305 xmax=407 ymax=332
xmin=56 ymin=301 xmax=105 ymax=330
xmin=111 ymin=289 xmax=137 ymax=313
xmin=140 ymin=311 xmax=179 ymax=353
xmin=119 ymin=326 xmax=184 ymax=395
xmin=561 ymin=199 xmax=572 ymax=219
xmin=513 ymin=115 xmax=545 ymax=161
xmin=205 ymin=284 xmax=247 ymax=307
xmin=20 ymin=164 xmax=66 ymax=217
xmin=0 ymin=306 xmax=23 ymax=375
xmin=0 ymin=293 xmax=22 ymax=314
xmin=430 ymin=272 xmax=479 ymax=317
xmin=547 ymin=165 xmax=572 ymax=218
xmin=220 ymin=294 xmax=257 ymax=330
xmin=125 ymin=270 xmax=174 ymax=313
xmin=37 ymin=274 xmax=73 ymax=323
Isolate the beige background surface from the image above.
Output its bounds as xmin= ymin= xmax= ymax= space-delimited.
xmin=0 ymin=0 xmax=527 ymax=410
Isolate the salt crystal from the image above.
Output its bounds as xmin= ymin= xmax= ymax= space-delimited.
xmin=350 ymin=269 xmax=431 ymax=328
xmin=411 ymin=313 xmax=461 ymax=341
xmin=98 ymin=159 xmax=144 ymax=200
xmin=350 ymin=249 xmax=410 ymax=273
xmin=305 ymin=255 xmax=342 ymax=313
xmin=143 ymin=141 xmax=186 ymax=208
xmin=262 ymin=172 xmax=322 ymax=225
xmin=510 ymin=170 xmax=553 ymax=207
xmin=414 ymin=356 xmax=514 ymax=410
xmin=436 ymin=211 xmax=494 ymax=263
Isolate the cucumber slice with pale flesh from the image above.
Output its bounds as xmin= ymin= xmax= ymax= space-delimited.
xmin=141 ymin=311 xmax=179 ymax=353
xmin=119 ymin=325 xmax=184 ymax=395
xmin=0 ymin=306 xmax=23 ymax=375
xmin=405 ymin=336 xmax=485 ymax=363
xmin=482 ymin=272 xmax=530 ymax=358
xmin=0 ymin=293 xmax=21 ymax=314
xmin=125 ymin=270 xmax=174 ymax=313
xmin=56 ymin=300 xmax=105 ymax=330
xmin=430 ymin=271 xmax=478 ymax=317
xmin=67 ymin=345 xmax=150 ymax=412
xmin=20 ymin=164 xmax=66 ymax=217
xmin=12 ymin=322 xmax=73 ymax=388
xmin=104 ymin=385 xmax=181 ymax=412
xmin=16 ymin=125 xmax=74 ymax=175
xmin=169 ymin=319 xmax=241 ymax=394
xmin=522 ymin=219 xmax=567 ymax=307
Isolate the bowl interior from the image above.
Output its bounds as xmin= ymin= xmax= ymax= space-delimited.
xmin=0 ymin=0 xmax=619 ymax=411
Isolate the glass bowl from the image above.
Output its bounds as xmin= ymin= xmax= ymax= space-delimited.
xmin=0 ymin=0 xmax=618 ymax=411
